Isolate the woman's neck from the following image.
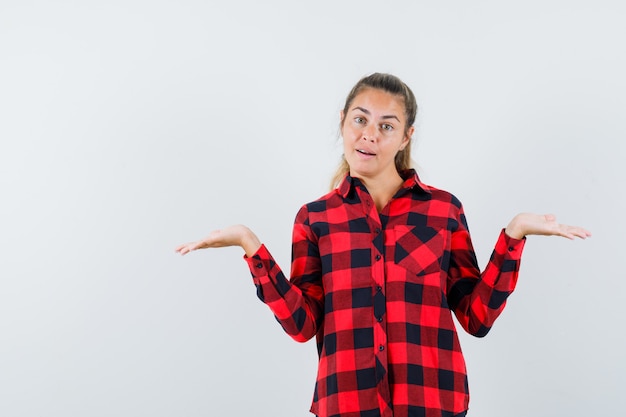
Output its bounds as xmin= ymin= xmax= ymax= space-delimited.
xmin=357 ymin=171 xmax=405 ymax=213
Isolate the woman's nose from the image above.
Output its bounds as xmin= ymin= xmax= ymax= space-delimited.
xmin=362 ymin=125 xmax=377 ymax=142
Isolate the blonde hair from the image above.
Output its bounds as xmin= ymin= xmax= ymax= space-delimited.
xmin=330 ymin=73 xmax=418 ymax=190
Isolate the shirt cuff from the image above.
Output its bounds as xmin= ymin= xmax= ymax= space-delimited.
xmin=243 ymin=243 xmax=272 ymax=284
xmin=500 ymin=228 xmax=526 ymax=259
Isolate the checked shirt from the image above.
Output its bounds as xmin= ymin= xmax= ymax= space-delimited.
xmin=245 ymin=170 xmax=525 ymax=417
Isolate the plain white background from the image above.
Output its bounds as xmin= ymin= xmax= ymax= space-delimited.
xmin=1 ymin=1 xmax=624 ymax=416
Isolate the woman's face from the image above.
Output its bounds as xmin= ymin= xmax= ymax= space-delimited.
xmin=341 ymin=88 xmax=413 ymax=183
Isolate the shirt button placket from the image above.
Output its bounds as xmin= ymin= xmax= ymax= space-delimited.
xmin=374 ymin=285 xmax=385 ymax=324
xmin=360 ymin=191 xmax=390 ymax=412
xmin=372 ymin=235 xmax=389 ymax=406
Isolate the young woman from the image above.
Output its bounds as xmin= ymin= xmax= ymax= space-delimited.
xmin=176 ymin=73 xmax=590 ymax=417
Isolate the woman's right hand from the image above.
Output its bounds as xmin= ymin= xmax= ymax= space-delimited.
xmin=175 ymin=224 xmax=262 ymax=257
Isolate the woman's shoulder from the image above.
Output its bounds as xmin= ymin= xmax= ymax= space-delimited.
xmin=411 ymin=176 xmax=464 ymax=209
xmin=291 ymin=189 xmax=343 ymax=228
xmin=299 ymin=188 xmax=343 ymax=214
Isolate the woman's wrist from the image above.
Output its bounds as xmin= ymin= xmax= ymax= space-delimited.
xmin=240 ymin=227 xmax=262 ymax=257
xmin=505 ymin=215 xmax=526 ymax=240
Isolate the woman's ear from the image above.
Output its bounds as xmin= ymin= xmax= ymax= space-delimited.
xmin=400 ymin=126 xmax=414 ymax=150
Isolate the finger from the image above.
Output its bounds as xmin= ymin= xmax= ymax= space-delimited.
xmin=560 ymin=225 xmax=591 ymax=240
xmin=175 ymin=243 xmax=191 ymax=252
xmin=554 ymin=226 xmax=574 ymax=240
xmin=180 ymin=245 xmax=195 ymax=255
xmin=571 ymin=228 xmax=592 ymax=239
xmin=186 ymin=241 xmax=202 ymax=252
xmin=181 ymin=240 xmax=204 ymax=253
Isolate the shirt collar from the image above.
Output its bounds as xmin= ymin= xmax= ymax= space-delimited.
xmin=337 ymin=169 xmax=431 ymax=198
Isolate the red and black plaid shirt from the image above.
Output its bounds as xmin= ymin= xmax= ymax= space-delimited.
xmin=246 ymin=170 xmax=525 ymax=417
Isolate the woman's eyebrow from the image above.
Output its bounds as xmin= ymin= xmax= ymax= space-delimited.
xmin=352 ymin=106 xmax=400 ymax=122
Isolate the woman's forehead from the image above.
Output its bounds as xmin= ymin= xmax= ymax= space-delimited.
xmin=350 ymin=88 xmax=406 ymax=116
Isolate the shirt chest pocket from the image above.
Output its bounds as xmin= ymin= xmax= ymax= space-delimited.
xmin=393 ymin=225 xmax=448 ymax=276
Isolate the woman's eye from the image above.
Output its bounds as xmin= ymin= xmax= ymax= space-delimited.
xmin=381 ymin=124 xmax=393 ymax=131
xmin=354 ymin=117 xmax=365 ymax=124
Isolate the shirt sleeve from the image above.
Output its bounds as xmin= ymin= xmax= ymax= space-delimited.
xmin=446 ymin=205 xmax=526 ymax=337
xmin=244 ymin=205 xmax=324 ymax=343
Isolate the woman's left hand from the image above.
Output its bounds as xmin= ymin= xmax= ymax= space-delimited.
xmin=505 ymin=213 xmax=592 ymax=240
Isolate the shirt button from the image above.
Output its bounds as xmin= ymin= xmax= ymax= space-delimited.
xmin=375 ymin=255 xmax=381 ymax=261
xmin=508 ymin=247 xmax=514 ymax=252
xmin=377 ymin=316 xmax=383 ymax=322
xmin=256 ymin=262 xmax=263 ymax=268
xmin=375 ymin=228 xmax=381 ymax=234
xmin=376 ymin=286 xmax=382 ymax=292
xmin=379 ymin=345 xmax=385 ymax=351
